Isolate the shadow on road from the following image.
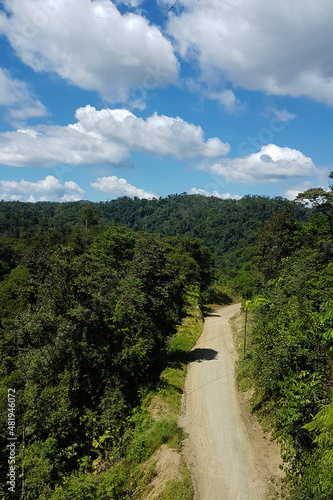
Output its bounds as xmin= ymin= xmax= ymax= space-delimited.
xmin=187 ymin=348 xmax=218 ymax=363
xmin=167 ymin=348 xmax=219 ymax=368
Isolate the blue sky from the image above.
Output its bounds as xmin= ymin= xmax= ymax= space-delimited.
xmin=0 ymin=0 xmax=332 ymax=202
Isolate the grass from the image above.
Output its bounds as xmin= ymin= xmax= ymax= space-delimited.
xmin=132 ymin=460 xmax=157 ymax=499
xmin=127 ymin=416 xmax=186 ymax=465
xmin=158 ymin=288 xmax=204 ymax=412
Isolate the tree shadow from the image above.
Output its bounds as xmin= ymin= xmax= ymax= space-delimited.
xmin=215 ymin=292 xmax=233 ymax=305
xmin=203 ymin=305 xmax=215 ymax=317
xmin=187 ymin=348 xmax=218 ymax=363
xmin=167 ymin=347 xmax=218 ymax=369
xmin=202 ymin=297 xmax=232 ymax=317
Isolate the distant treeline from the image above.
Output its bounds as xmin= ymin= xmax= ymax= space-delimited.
xmin=0 ymin=194 xmax=310 ymax=268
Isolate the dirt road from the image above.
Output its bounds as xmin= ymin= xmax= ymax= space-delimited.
xmin=180 ymin=303 xmax=281 ymax=500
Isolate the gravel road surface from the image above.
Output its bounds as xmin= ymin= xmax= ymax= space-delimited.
xmin=180 ymin=303 xmax=272 ymax=500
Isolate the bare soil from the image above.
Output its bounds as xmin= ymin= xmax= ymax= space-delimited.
xmin=142 ymin=444 xmax=184 ymax=499
xmin=180 ymin=303 xmax=284 ymax=500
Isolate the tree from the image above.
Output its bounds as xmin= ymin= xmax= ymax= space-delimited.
xmin=296 ymin=177 xmax=333 ymax=238
xmin=255 ymin=206 xmax=297 ymax=282
xmin=82 ymin=203 xmax=99 ymax=235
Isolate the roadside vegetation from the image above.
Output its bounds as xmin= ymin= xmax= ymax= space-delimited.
xmin=233 ymin=185 xmax=333 ymax=499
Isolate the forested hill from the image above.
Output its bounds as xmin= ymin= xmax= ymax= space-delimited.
xmin=0 ymin=194 xmax=309 ymax=265
xmin=97 ymin=195 xmax=309 ymax=257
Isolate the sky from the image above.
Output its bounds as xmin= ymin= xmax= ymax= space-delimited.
xmin=0 ymin=0 xmax=332 ymax=203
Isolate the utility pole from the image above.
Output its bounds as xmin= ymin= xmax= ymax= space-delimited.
xmin=243 ymin=300 xmax=251 ymax=357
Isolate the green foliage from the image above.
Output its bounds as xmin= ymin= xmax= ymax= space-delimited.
xmin=23 ymin=440 xmax=55 ymax=499
xmin=0 ymin=195 xmax=310 ymax=276
xmin=47 ymin=461 xmax=129 ymax=500
xmin=82 ymin=202 xmax=99 ymax=233
xmin=0 ymin=237 xmax=17 ymax=280
xmin=127 ymin=412 xmax=183 ymax=464
xmin=245 ymin=196 xmax=333 ymax=498
xmin=299 ymin=402 xmax=333 ymax=498
xmin=288 ymin=447 xmax=333 ymax=500
xmin=318 ymin=300 xmax=333 ymax=347
xmin=303 ymin=402 xmax=333 ymax=450
xmin=255 ymin=206 xmax=297 ymax=283
xmin=296 ymin=187 xmax=333 ymax=238
xmin=91 ymin=224 xmax=135 ymax=269
xmin=202 ymin=282 xmax=232 ymax=304
xmin=0 ymin=212 xmax=211 ymax=498
xmin=0 ymin=264 xmax=35 ymax=316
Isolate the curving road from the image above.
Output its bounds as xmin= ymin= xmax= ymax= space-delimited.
xmin=180 ymin=303 xmax=268 ymax=500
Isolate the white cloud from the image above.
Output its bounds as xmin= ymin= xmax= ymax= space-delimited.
xmin=205 ymin=89 xmax=244 ymax=114
xmin=271 ymin=108 xmax=296 ymax=123
xmin=284 ymin=180 xmax=318 ymax=200
xmin=166 ymin=0 xmax=333 ymax=105
xmin=200 ymin=144 xmax=317 ymax=184
xmin=0 ymin=0 xmax=178 ymax=104
xmin=0 ymin=105 xmax=229 ymax=167
xmin=0 ymin=125 xmax=128 ymax=168
xmin=0 ymin=175 xmax=85 ymax=202
xmin=91 ymin=176 xmax=157 ymax=199
xmin=0 ymin=68 xmax=48 ymax=124
xmin=185 ymin=78 xmax=245 ymax=113
xmin=73 ymin=106 xmax=229 ymax=160
xmin=188 ymin=187 xmax=241 ymax=199
xmin=284 ymin=188 xmax=303 ymax=201
xmin=114 ymin=0 xmax=142 ymax=7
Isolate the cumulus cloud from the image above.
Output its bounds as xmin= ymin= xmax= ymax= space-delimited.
xmin=188 ymin=187 xmax=241 ymax=199
xmin=0 ymin=175 xmax=85 ymax=202
xmin=0 ymin=68 xmax=48 ymax=124
xmin=0 ymin=105 xmax=229 ymax=167
xmin=73 ymin=106 xmax=229 ymax=159
xmin=166 ymin=0 xmax=333 ymax=105
xmin=91 ymin=176 xmax=157 ymax=199
xmin=200 ymin=144 xmax=317 ymax=184
xmin=0 ymin=0 xmax=178 ymax=104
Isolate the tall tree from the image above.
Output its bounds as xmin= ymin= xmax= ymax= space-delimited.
xmin=255 ymin=206 xmax=297 ymax=282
